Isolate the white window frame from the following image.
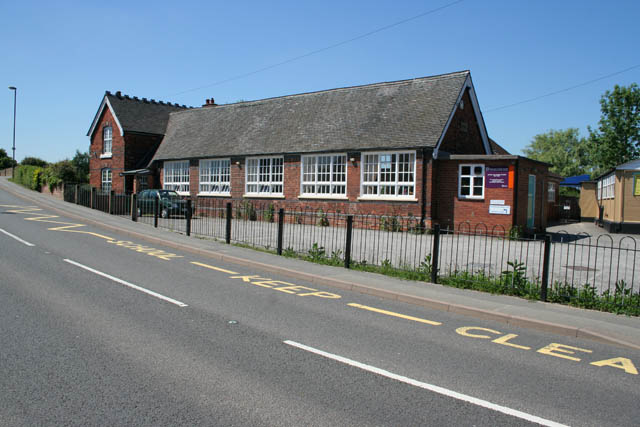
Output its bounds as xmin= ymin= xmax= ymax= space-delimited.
xmin=163 ymin=160 xmax=190 ymax=195
xmin=245 ymin=156 xmax=284 ymax=196
xmin=458 ymin=164 xmax=485 ymax=199
xmin=359 ymin=151 xmax=416 ymax=199
xmin=597 ymin=173 xmax=615 ymax=200
xmin=300 ymin=154 xmax=347 ymax=198
xmin=547 ymin=182 xmax=556 ymax=202
xmin=101 ymin=168 xmax=112 ymax=193
xmin=199 ymin=158 xmax=231 ymax=196
xmin=102 ymin=126 xmax=112 ymax=155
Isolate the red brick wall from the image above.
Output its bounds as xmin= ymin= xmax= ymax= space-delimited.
xmin=435 ymin=159 xmax=517 ymax=232
xmin=89 ymin=107 xmax=126 ymax=192
xmin=157 ymin=151 xmax=427 ymax=218
xmin=439 ymin=89 xmax=488 ymax=155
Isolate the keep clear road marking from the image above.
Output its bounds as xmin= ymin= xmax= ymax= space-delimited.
xmin=284 ymin=341 xmax=569 ymax=427
xmin=0 ymin=227 xmax=35 ymax=247
xmin=63 ymin=259 xmax=188 ymax=308
xmin=348 ymin=303 xmax=442 ymax=326
xmin=191 ymin=261 xmax=238 ymax=275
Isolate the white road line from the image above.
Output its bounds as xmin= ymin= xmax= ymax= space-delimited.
xmin=0 ymin=227 xmax=35 ymax=247
xmin=63 ymin=259 xmax=188 ymax=308
xmin=284 ymin=340 xmax=569 ymax=427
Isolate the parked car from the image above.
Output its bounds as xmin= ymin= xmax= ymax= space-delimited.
xmin=136 ymin=189 xmax=188 ymax=218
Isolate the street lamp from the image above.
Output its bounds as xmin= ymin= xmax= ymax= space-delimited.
xmin=8 ymin=86 xmax=16 ymax=179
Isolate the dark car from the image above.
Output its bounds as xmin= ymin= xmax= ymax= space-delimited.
xmin=136 ymin=189 xmax=188 ymax=218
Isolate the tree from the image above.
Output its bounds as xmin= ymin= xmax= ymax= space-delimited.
xmin=21 ymin=156 xmax=48 ymax=167
xmin=71 ymin=150 xmax=90 ymax=183
xmin=588 ymin=83 xmax=640 ymax=174
xmin=0 ymin=148 xmax=16 ymax=170
xmin=522 ymin=128 xmax=592 ymax=177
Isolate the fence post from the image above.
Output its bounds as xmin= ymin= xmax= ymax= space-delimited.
xmin=431 ymin=224 xmax=440 ymax=283
xmin=540 ymin=234 xmax=552 ymax=302
xmin=75 ymin=184 xmax=79 ymax=204
xmin=277 ymin=208 xmax=284 ymax=255
xmin=344 ymin=215 xmax=353 ymax=269
xmin=90 ymin=187 xmax=96 ymax=209
xmin=109 ymin=190 xmax=115 ymax=215
xmin=186 ymin=199 xmax=192 ymax=237
xmin=225 ymin=202 xmax=232 ymax=244
xmin=131 ymin=194 xmax=137 ymax=222
xmin=154 ymin=196 xmax=159 ymax=228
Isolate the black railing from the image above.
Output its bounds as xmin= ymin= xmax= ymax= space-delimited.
xmin=59 ymin=185 xmax=640 ymax=308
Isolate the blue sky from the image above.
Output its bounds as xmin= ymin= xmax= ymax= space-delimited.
xmin=1 ymin=0 xmax=638 ymax=163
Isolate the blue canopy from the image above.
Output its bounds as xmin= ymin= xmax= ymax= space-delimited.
xmin=560 ymin=174 xmax=591 ymax=189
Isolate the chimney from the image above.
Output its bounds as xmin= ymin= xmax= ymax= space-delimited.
xmin=202 ymin=97 xmax=217 ymax=107
xmin=115 ymin=91 xmax=122 ymax=98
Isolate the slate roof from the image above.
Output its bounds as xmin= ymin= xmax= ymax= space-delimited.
xmin=88 ymin=91 xmax=190 ymax=137
xmin=152 ymin=71 xmax=471 ymax=162
xmin=489 ymin=138 xmax=510 ymax=155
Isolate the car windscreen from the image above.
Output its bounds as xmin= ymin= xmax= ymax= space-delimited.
xmin=158 ymin=190 xmax=180 ymax=199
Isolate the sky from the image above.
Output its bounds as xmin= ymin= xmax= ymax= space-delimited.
xmin=1 ymin=0 xmax=639 ymax=163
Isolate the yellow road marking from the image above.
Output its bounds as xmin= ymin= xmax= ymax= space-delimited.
xmin=348 ymin=303 xmax=441 ymax=326
xmin=191 ymin=261 xmax=238 ymax=275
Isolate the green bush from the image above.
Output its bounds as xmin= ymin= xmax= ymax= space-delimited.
xmin=13 ymin=165 xmax=43 ymax=191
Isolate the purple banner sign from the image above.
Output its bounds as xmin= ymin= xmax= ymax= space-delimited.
xmin=486 ymin=167 xmax=509 ymax=188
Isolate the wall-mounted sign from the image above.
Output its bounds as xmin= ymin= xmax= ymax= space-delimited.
xmin=489 ymin=205 xmax=511 ymax=215
xmin=486 ymin=167 xmax=509 ymax=188
xmin=490 ymin=200 xmax=505 ymax=205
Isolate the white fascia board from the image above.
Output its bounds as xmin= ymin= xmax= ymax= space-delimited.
xmin=86 ymin=96 xmax=125 ymax=139
xmin=433 ymin=74 xmax=491 ymax=159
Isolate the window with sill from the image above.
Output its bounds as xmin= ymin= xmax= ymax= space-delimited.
xmin=459 ymin=164 xmax=484 ymax=199
xmin=163 ymin=160 xmax=190 ymax=194
xmin=361 ymin=151 xmax=415 ymax=197
xmin=101 ymin=168 xmax=112 ymax=193
xmin=199 ymin=159 xmax=230 ymax=195
xmin=597 ymin=173 xmax=615 ymax=200
xmin=103 ymin=126 xmax=112 ymax=154
xmin=301 ymin=154 xmax=346 ymax=196
xmin=246 ymin=157 xmax=283 ymax=195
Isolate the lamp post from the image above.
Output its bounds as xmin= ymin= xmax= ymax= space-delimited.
xmin=8 ymin=86 xmax=16 ymax=179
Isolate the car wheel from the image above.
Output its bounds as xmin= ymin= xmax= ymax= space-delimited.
xmin=161 ymin=208 xmax=169 ymax=219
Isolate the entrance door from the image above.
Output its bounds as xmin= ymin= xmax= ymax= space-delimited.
xmin=527 ymin=175 xmax=536 ymax=229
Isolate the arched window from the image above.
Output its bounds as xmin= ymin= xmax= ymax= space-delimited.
xmin=103 ymin=126 xmax=112 ymax=154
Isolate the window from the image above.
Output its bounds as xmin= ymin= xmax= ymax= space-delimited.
xmin=301 ymin=154 xmax=346 ymax=196
xmin=634 ymin=174 xmax=640 ymax=197
xmin=163 ymin=160 xmax=190 ymax=194
xmin=548 ymin=182 xmax=556 ymax=202
xmin=199 ymin=159 xmax=230 ymax=195
xmin=597 ymin=173 xmax=615 ymax=200
xmin=246 ymin=157 xmax=283 ymax=195
xmin=101 ymin=168 xmax=112 ymax=192
xmin=361 ymin=151 xmax=415 ymax=197
xmin=459 ymin=164 xmax=485 ymax=199
xmin=103 ymin=126 xmax=112 ymax=154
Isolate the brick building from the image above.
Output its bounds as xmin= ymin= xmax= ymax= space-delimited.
xmin=87 ymin=91 xmax=190 ymax=193
xmin=89 ymin=71 xmax=553 ymax=232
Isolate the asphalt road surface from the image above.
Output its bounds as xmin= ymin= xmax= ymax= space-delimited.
xmin=1 ymin=188 xmax=638 ymax=426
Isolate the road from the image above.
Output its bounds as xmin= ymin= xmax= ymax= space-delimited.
xmin=1 ymin=188 xmax=638 ymax=426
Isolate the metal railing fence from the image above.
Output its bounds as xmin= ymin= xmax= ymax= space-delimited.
xmin=60 ymin=185 xmax=639 ymax=307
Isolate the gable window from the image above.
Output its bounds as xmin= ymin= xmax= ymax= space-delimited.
xmin=246 ymin=157 xmax=283 ymax=195
xmin=102 ymin=126 xmax=112 ymax=155
xmin=199 ymin=159 xmax=231 ymax=195
xmin=459 ymin=164 xmax=484 ymax=199
xmin=361 ymin=151 xmax=415 ymax=198
xmin=163 ymin=160 xmax=190 ymax=194
xmin=101 ymin=168 xmax=112 ymax=193
xmin=301 ymin=154 xmax=346 ymax=197
xmin=597 ymin=173 xmax=615 ymax=200
xmin=548 ymin=182 xmax=556 ymax=202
